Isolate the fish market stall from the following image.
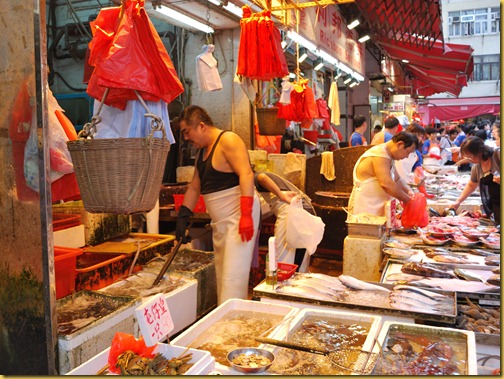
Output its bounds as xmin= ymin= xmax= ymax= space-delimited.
xmin=253 ymin=273 xmax=458 ymax=325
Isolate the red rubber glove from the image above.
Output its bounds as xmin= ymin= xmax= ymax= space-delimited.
xmin=239 ymin=196 xmax=254 ymax=242
xmin=429 ymin=153 xmax=441 ymax=160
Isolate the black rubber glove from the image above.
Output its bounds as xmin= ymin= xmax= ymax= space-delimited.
xmin=176 ymin=205 xmax=193 ymax=243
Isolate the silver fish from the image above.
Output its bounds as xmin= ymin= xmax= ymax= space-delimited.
xmin=433 ymin=255 xmax=478 ymax=264
xmin=285 ymin=278 xmax=345 ymax=296
xmin=466 ymin=249 xmax=498 ymax=257
xmin=291 ymin=274 xmax=348 ymax=292
xmin=275 ymin=283 xmax=340 ymax=302
xmin=389 ymin=291 xmax=440 ymax=307
xmin=392 ymin=284 xmax=448 ymax=300
xmin=338 ymin=275 xmax=391 ymax=292
xmin=389 ymin=299 xmax=440 ymax=314
xmin=412 ymin=278 xmax=500 ymax=293
xmin=454 ymin=268 xmax=487 ymax=283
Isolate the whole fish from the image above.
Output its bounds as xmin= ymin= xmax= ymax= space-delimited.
xmin=432 ymin=255 xmax=478 ymax=264
xmin=410 ymin=278 xmax=500 ymax=293
xmin=466 ymin=249 xmax=498 ymax=257
xmin=389 ymin=290 xmax=440 ymax=307
xmin=484 ymin=256 xmax=500 ymax=266
xmin=402 ymin=261 xmax=457 ymax=279
xmin=454 ymin=268 xmax=487 ymax=283
xmin=275 ymin=283 xmax=340 ymax=302
xmin=385 ymin=273 xmax=425 ymax=283
xmin=285 ymin=278 xmax=345 ymax=295
xmin=491 ymin=267 xmax=500 ymax=274
xmin=392 ymin=284 xmax=448 ymax=300
xmin=338 ymin=275 xmax=391 ymax=292
xmin=423 ymin=248 xmax=450 ymax=258
xmin=389 ymin=298 xmax=440 ymax=314
xmin=291 ymin=274 xmax=348 ymax=292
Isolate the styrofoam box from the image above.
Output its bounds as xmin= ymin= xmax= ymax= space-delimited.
xmin=66 ymin=342 xmax=215 ymax=375
xmin=371 ymin=321 xmax=477 ymax=375
xmin=257 ymin=308 xmax=383 ymax=375
xmin=54 ymin=224 xmax=85 ymax=248
xmin=172 ymin=298 xmax=299 ymax=348
xmin=99 ymin=273 xmax=198 ymax=338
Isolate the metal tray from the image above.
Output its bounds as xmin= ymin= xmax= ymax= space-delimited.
xmin=253 ymin=280 xmax=457 ymax=324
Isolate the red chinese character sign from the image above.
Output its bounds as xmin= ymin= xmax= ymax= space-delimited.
xmin=289 ymin=6 xmax=364 ymax=76
xmin=135 ymin=293 xmax=174 ymax=346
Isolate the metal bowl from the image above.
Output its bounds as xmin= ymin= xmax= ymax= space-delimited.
xmin=227 ymin=348 xmax=275 ymax=374
xmin=382 ymin=248 xmax=414 ymax=260
xmin=451 ymin=238 xmax=480 ymax=247
xmin=460 ymin=229 xmax=490 ymax=241
xmin=421 ymin=235 xmax=449 ymax=246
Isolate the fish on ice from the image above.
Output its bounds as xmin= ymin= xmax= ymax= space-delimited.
xmin=338 ymin=275 xmax=391 ymax=292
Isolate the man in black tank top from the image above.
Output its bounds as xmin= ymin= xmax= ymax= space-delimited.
xmin=176 ymin=105 xmax=260 ymax=304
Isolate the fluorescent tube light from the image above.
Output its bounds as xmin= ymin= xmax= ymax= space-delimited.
xmin=314 ymin=57 xmax=324 ymax=71
xmin=287 ymin=30 xmax=317 ymax=52
xmin=155 ymin=5 xmax=214 ymax=33
xmin=347 ymin=19 xmax=360 ymax=30
xmin=298 ymin=47 xmax=308 ymax=63
xmin=402 ymin=59 xmax=409 ymax=63
xmin=349 ymin=81 xmax=359 ymax=88
xmin=343 ymin=75 xmax=352 ymax=84
xmin=358 ymin=34 xmax=370 ymax=43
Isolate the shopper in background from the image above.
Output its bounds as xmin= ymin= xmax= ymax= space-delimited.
xmin=176 ymin=105 xmax=260 ymax=304
xmin=371 ymin=116 xmax=400 ymax=145
xmin=395 ymin=123 xmax=425 ymax=182
xmin=422 ymin=127 xmax=442 ymax=167
xmin=349 ymin=115 xmax=368 ymax=147
xmin=439 ymin=129 xmax=452 ymax=164
xmin=254 ymin=172 xmax=310 ymax=272
xmin=371 ymin=124 xmax=382 ymax=141
xmin=452 ymin=136 xmax=500 ymax=226
xmin=491 ymin=122 xmax=500 ymax=147
xmin=348 ymin=131 xmax=418 ymax=217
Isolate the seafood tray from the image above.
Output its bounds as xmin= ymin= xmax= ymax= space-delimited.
xmin=370 ymin=321 xmax=477 ymax=375
xmin=66 ymin=342 xmax=215 ymax=375
xmin=258 ymin=308 xmax=382 ymax=375
xmin=57 ymin=290 xmax=138 ymax=374
xmin=346 ymin=220 xmax=386 ymax=238
xmin=253 ymin=280 xmax=458 ymax=325
xmin=99 ymin=273 xmax=198 ymax=338
xmin=381 ymin=259 xmax=500 ymax=304
xmin=171 ymin=299 xmax=298 ymax=368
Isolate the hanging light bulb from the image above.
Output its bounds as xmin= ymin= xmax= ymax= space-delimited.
xmin=358 ymin=34 xmax=370 ymax=43
xmin=298 ymin=47 xmax=308 ymax=63
xmin=347 ymin=19 xmax=360 ymax=30
xmin=343 ymin=75 xmax=352 ymax=85
xmin=313 ymin=57 xmax=324 ymax=71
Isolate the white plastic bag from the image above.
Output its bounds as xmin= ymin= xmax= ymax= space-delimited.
xmin=286 ymin=196 xmax=325 ymax=255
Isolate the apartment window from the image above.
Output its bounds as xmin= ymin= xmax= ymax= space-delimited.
xmin=473 ymin=55 xmax=500 ymax=81
xmin=448 ymin=8 xmax=499 ymax=36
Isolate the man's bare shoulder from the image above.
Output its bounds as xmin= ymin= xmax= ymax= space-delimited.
xmin=220 ymin=131 xmax=245 ymax=149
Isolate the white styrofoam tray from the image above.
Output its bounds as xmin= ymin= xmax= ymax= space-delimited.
xmin=258 ymin=307 xmax=383 ymax=375
xmin=171 ymin=298 xmax=299 ymax=348
xmin=66 ymin=342 xmax=215 ymax=375
xmin=99 ymin=272 xmax=198 ymax=337
xmin=371 ymin=321 xmax=477 ymax=375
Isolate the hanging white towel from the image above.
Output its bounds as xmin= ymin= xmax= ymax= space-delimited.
xmin=320 ymin=151 xmax=336 ymax=181
xmin=196 ymin=44 xmax=223 ymax=92
xmin=279 ymin=76 xmax=293 ymax=104
xmin=327 ymin=81 xmax=340 ymax=125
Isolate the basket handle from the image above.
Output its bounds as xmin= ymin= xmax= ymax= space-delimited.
xmin=77 ymin=88 xmax=166 ymax=141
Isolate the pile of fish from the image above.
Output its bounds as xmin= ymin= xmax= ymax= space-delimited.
xmin=456 ymin=298 xmax=500 ymax=335
xmin=384 ymin=261 xmax=500 ymax=293
xmin=274 ymin=273 xmax=454 ymax=315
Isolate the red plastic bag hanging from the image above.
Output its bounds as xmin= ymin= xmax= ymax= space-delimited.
xmin=108 ymin=332 xmax=157 ymax=374
xmin=86 ymin=0 xmax=183 ymax=110
xmin=401 ymin=193 xmax=429 ymax=228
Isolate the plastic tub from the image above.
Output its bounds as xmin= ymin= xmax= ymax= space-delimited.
xmin=174 ymin=194 xmax=206 ymax=213
xmin=277 ymin=262 xmax=298 ymax=281
xmin=53 ymin=213 xmax=83 ymax=231
xmin=54 ymin=247 xmax=84 ymax=299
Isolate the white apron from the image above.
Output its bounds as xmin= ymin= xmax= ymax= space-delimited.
xmin=203 ymin=186 xmax=260 ymax=305
xmin=348 ymin=144 xmax=394 ymax=217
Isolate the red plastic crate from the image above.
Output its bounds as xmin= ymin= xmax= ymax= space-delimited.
xmin=54 ymin=246 xmax=83 ymax=299
xmin=277 ymin=262 xmax=298 ymax=281
xmin=173 ymin=194 xmax=206 ymax=213
xmin=53 ymin=213 xmax=83 ymax=231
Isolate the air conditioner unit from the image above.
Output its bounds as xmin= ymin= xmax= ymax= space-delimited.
xmin=491 ymin=12 xmax=500 ymax=20
xmin=460 ymin=15 xmax=475 ymax=22
xmin=452 ymin=16 xmax=461 ymax=23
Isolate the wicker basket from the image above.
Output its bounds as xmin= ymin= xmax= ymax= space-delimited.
xmin=67 ymin=137 xmax=169 ymax=214
xmin=257 ymin=107 xmax=286 ymax=135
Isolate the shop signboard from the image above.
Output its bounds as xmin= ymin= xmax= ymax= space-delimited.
xmin=289 ymin=6 xmax=364 ymax=75
xmin=383 ymin=102 xmax=405 ymax=112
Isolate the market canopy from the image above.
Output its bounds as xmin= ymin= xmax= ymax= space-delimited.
xmin=418 ymin=96 xmax=500 ymax=123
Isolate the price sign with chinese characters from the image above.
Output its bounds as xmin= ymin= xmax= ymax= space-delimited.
xmin=135 ymin=294 xmax=174 ymax=347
